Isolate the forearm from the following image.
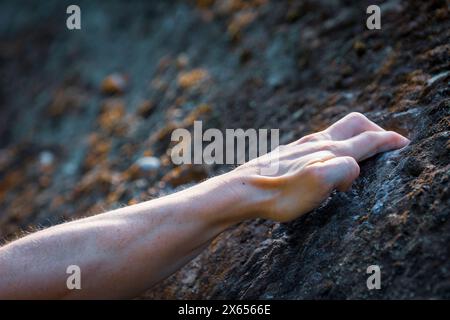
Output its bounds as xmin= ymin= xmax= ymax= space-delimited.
xmin=0 ymin=172 xmax=266 ymax=299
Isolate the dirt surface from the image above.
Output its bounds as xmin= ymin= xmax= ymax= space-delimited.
xmin=0 ymin=0 xmax=449 ymax=299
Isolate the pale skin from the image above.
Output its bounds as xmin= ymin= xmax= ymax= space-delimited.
xmin=0 ymin=113 xmax=409 ymax=299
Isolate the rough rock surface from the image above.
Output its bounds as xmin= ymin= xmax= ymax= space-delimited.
xmin=0 ymin=0 xmax=449 ymax=299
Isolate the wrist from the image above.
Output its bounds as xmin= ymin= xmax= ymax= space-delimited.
xmin=165 ymin=169 xmax=275 ymax=234
xmin=217 ymin=170 xmax=275 ymax=224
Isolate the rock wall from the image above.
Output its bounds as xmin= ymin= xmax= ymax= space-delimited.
xmin=0 ymin=0 xmax=449 ymax=299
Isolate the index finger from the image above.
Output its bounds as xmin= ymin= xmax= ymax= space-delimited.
xmin=325 ymin=112 xmax=386 ymax=141
xmin=340 ymin=130 xmax=410 ymax=161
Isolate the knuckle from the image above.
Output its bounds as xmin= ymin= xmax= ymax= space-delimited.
xmin=297 ymin=134 xmax=314 ymax=143
xmin=297 ymin=132 xmax=332 ymax=145
xmin=341 ymin=156 xmax=360 ymax=176
xmin=342 ymin=155 xmax=357 ymax=166
xmin=304 ymin=165 xmax=321 ymax=180
xmin=358 ymin=131 xmax=383 ymax=151
xmin=361 ymin=130 xmax=379 ymax=140
xmin=347 ymin=112 xmax=366 ymax=120
xmin=346 ymin=112 xmax=369 ymax=125
xmin=386 ymin=130 xmax=399 ymax=138
xmin=298 ymin=133 xmax=321 ymax=144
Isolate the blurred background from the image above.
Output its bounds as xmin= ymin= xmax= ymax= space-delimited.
xmin=0 ymin=0 xmax=449 ymax=299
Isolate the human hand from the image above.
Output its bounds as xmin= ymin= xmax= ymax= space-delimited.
xmin=230 ymin=112 xmax=410 ymax=222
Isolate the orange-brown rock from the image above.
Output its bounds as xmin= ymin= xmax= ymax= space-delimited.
xmin=177 ymin=69 xmax=209 ymax=89
xmin=136 ymin=100 xmax=155 ymax=118
xmin=101 ymin=73 xmax=128 ymax=95
xmin=161 ymin=165 xmax=208 ymax=187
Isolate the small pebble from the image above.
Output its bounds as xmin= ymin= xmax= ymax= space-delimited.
xmin=101 ymin=73 xmax=127 ymax=95
xmin=39 ymin=151 xmax=54 ymax=167
xmin=353 ymin=40 xmax=366 ymax=56
xmin=135 ymin=156 xmax=161 ymax=172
